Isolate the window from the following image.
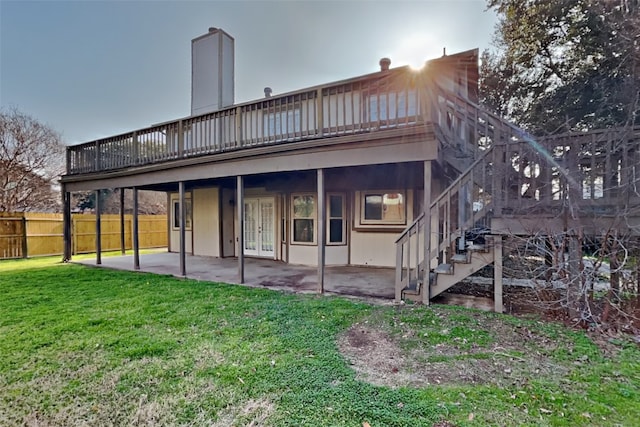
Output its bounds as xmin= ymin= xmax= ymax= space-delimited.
xmin=264 ymin=108 xmax=301 ymax=137
xmin=327 ymin=193 xmax=345 ymax=245
xmin=172 ymin=198 xmax=192 ymax=229
xmin=368 ymin=90 xmax=418 ymax=122
xmin=292 ymin=194 xmax=315 ymax=243
xmin=360 ymin=191 xmax=405 ymax=225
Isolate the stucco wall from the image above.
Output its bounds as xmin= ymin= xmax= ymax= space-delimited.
xmin=193 ymin=187 xmax=220 ymax=257
xmin=349 ymin=231 xmax=397 ymax=267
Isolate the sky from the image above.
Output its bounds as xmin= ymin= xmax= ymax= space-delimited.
xmin=0 ymin=0 xmax=498 ymax=145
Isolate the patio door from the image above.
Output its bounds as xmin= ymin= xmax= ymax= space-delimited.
xmin=243 ymin=197 xmax=275 ymax=258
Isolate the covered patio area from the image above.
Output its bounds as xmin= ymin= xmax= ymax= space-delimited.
xmin=74 ymin=252 xmax=396 ymax=300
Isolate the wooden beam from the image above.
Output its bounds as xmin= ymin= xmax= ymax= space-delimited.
xmin=179 ymin=181 xmax=186 ymax=277
xmin=120 ymin=188 xmax=126 ymax=255
xmin=422 ymin=161 xmax=432 ymax=305
xmin=62 ymin=184 xmax=72 ymax=262
xmin=317 ymin=168 xmax=325 ymax=293
xmin=493 ymin=236 xmax=503 ymax=313
xmin=95 ymin=189 xmax=102 ymax=265
xmin=237 ymin=176 xmax=245 ymax=283
xmin=133 ymin=187 xmax=140 ymax=270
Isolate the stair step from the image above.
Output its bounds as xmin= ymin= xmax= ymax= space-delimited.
xmin=434 ymin=263 xmax=453 ymax=274
xmin=467 ymin=243 xmax=488 ymax=252
xmin=451 ymin=253 xmax=469 ymax=263
xmin=402 ymin=280 xmax=422 ymax=296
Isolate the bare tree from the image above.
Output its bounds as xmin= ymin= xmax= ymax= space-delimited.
xmin=0 ymin=108 xmax=65 ymax=212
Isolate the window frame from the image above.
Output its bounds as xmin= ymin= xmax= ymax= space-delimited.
xmin=290 ymin=193 xmax=316 ymax=245
xmin=172 ymin=196 xmax=193 ymax=230
xmin=356 ymin=190 xmax=407 ymax=227
xmin=326 ymin=192 xmax=346 ymax=246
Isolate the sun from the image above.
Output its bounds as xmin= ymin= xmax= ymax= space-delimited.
xmin=392 ymin=34 xmax=441 ymax=70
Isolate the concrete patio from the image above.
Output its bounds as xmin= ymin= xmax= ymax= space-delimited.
xmin=74 ymin=251 xmax=396 ymax=300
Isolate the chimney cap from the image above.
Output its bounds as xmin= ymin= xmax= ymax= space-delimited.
xmin=379 ymin=57 xmax=391 ymax=71
xmin=264 ymin=87 xmax=272 ymax=98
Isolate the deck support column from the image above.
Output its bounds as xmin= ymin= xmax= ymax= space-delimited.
xmin=119 ymin=188 xmax=126 ymax=255
xmin=493 ymin=235 xmax=503 ymax=313
xmin=237 ymin=176 xmax=245 ymax=283
xmin=422 ymin=161 xmax=432 ymax=305
xmin=317 ymin=168 xmax=325 ymax=294
xmin=62 ymin=184 xmax=72 ymax=262
xmin=95 ymin=189 xmax=102 ymax=265
xmin=179 ymin=181 xmax=187 ymax=277
xmin=133 ymin=187 xmax=140 ymax=270
xmin=566 ymin=231 xmax=583 ymax=320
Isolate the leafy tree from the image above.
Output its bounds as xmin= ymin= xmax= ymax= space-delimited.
xmin=482 ymin=0 xmax=639 ymax=133
xmin=0 ymin=108 xmax=65 ymax=212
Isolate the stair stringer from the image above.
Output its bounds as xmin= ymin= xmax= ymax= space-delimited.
xmin=430 ymin=246 xmax=495 ymax=298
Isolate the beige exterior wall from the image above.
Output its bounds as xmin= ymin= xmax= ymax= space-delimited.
xmin=288 ymin=244 xmax=316 ymax=265
xmin=193 ymin=187 xmax=220 ymax=257
xmin=326 ymin=245 xmax=348 ymax=265
xmin=349 ymin=232 xmax=397 ymax=267
xmin=167 ymin=178 xmax=427 ymax=268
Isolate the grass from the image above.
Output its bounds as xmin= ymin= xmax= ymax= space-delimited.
xmin=1 ymin=257 xmax=639 ymax=426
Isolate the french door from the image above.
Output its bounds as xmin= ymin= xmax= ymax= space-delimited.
xmin=243 ymin=197 xmax=275 ymax=258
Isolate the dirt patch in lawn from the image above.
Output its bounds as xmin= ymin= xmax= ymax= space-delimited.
xmin=337 ymin=307 xmax=571 ymax=388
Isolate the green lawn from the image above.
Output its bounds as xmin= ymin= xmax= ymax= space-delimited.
xmin=1 ymin=257 xmax=638 ymax=426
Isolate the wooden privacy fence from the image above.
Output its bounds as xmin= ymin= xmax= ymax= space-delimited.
xmin=0 ymin=212 xmax=167 ymax=259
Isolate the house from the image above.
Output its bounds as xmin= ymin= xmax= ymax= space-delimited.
xmin=60 ymin=28 xmax=640 ymax=311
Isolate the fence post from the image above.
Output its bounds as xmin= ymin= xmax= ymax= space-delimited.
xmin=21 ymin=216 xmax=28 ymax=258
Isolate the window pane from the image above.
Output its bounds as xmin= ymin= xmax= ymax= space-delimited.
xmin=329 ymin=219 xmax=343 ymax=243
xmin=293 ymin=195 xmax=315 ymax=218
xmin=329 ymin=195 xmax=342 ymax=218
xmin=293 ymin=219 xmax=314 ymax=242
xmin=185 ymin=200 xmax=192 ymax=229
xmin=173 ymin=199 xmax=192 ymax=229
xmin=364 ymin=195 xmax=382 ymax=220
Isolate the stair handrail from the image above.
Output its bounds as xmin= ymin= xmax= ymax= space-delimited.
xmin=394 ymin=211 xmax=425 ymax=244
xmin=433 ymin=84 xmax=537 ymax=149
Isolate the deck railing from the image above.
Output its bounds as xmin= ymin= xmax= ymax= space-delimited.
xmin=67 ymin=68 xmax=427 ymax=175
xmin=395 ymin=84 xmax=640 ymax=301
xmin=435 ymin=88 xmax=640 ymax=215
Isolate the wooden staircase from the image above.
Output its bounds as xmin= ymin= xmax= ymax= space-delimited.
xmin=396 ymin=81 xmax=640 ymax=310
xmin=395 ymin=69 xmax=640 ymax=310
xmin=395 ymin=83 xmax=533 ymax=310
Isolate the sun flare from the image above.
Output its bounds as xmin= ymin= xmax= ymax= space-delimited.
xmin=392 ymin=34 xmax=441 ymax=70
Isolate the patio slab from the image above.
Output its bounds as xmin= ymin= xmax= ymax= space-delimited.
xmin=74 ymin=251 xmax=396 ymax=300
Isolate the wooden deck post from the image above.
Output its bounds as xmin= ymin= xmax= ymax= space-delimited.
xmin=133 ymin=187 xmax=140 ymax=270
xmin=317 ymin=168 xmax=325 ymax=294
xmin=237 ymin=175 xmax=245 ymax=283
xmin=395 ymin=243 xmax=403 ymax=303
xmin=119 ymin=188 xmax=126 ymax=255
xmin=493 ymin=235 xmax=503 ymax=313
xmin=62 ymin=184 xmax=72 ymax=262
xmin=21 ymin=216 xmax=28 ymax=259
xmin=95 ymin=189 xmax=102 ymax=265
xmin=566 ymin=230 xmax=583 ymax=320
xmin=179 ymin=181 xmax=186 ymax=277
xmin=422 ymin=161 xmax=432 ymax=305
